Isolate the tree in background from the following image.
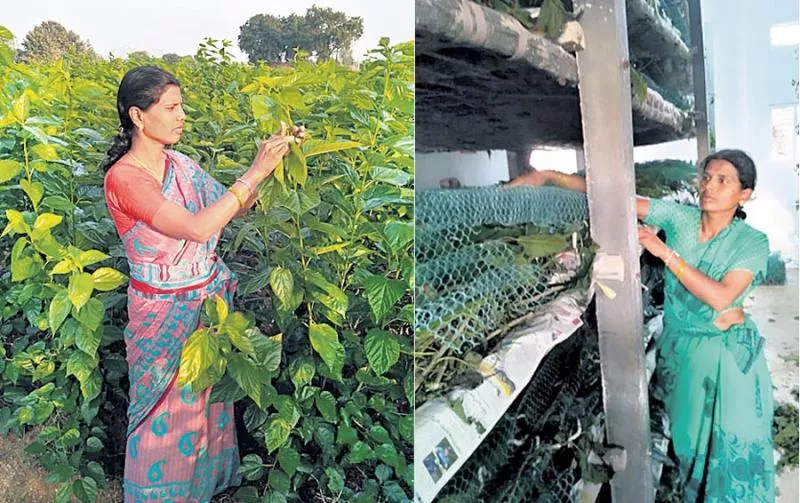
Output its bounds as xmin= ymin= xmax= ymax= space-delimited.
xmin=238 ymin=6 xmax=363 ymax=65
xmin=19 ymin=21 xmax=95 ymax=62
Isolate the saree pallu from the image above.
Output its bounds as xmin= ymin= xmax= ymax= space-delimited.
xmin=121 ymin=150 xmax=242 ymax=502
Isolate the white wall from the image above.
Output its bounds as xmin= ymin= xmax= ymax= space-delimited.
xmin=706 ymin=0 xmax=799 ymax=265
xmin=415 ymin=150 xmax=509 ymax=189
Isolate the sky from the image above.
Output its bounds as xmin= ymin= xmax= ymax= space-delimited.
xmin=2 ymin=1 xmax=414 ymax=62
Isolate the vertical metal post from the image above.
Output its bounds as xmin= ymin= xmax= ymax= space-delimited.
xmin=689 ymin=0 xmax=710 ymax=162
xmin=575 ymin=0 xmax=653 ymax=501
xmin=576 ymin=147 xmax=586 ymax=175
xmin=507 ymin=148 xmax=533 ymax=180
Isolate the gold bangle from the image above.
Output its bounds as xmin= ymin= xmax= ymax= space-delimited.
xmin=228 ymin=185 xmax=247 ymax=209
xmin=675 ymin=259 xmax=686 ymax=281
xmin=236 ymin=177 xmax=255 ymax=195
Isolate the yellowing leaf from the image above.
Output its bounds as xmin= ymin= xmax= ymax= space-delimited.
xmin=91 ymin=267 xmax=128 ymax=291
xmin=30 ymin=143 xmax=58 ymax=161
xmin=33 ymin=213 xmax=62 ymax=232
xmin=20 ymin=179 xmax=44 ymax=209
xmin=214 ymin=295 xmax=229 ymax=324
xmin=11 ymin=94 xmax=29 ymax=123
xmin=312 ymin=243 xmax=347 ymax=255
xmin=50 ymin=258 xmax=75 ymax=275
xmin=303 ymin=140 xmax=361 ymax=158
xmin=0 ymin=159 xmax=22 ymax=184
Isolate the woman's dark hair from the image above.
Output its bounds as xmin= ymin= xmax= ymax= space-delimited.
xmin=100 ymin=66 xmax=181 ymax=172
xmin=699 ymin=148 xmax=757 ymax=220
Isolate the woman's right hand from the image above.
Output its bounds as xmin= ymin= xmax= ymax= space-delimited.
xmin=506 ymin=168 xmax=550 ymax=187
xmin=249 ymin=128 xmax=294 ymax=180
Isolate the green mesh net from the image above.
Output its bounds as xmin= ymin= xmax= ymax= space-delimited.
xmin=415 ymin=185 xmax=589 ymax=352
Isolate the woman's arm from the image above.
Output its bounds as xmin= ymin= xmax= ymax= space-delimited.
xmin=148 ymin=135 xmax=292 ymax=242
xmin=508 ymin=169 xmax=652 ymax=220
xmin=638 ymin=227 xmax=753 ymax=313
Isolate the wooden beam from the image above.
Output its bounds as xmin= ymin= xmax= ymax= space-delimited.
xmin=575 ymin=0 xmax=653 ymax=501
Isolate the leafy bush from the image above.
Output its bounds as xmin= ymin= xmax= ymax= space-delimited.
xmin=0 ymin=30 xmax=413 ymax=503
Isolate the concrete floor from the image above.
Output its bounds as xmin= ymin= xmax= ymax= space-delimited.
xmin=746 ymin=268 xmax=799 ymax=502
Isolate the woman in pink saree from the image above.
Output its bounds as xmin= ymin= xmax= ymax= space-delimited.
xmin=102 ymin=66 xmax=303 ymax=502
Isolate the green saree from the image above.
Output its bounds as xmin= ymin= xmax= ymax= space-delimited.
xmin=644 ymin=198 xmax=775 ymax=502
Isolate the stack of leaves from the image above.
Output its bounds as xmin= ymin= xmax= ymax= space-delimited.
xmin=764 ymin=252 xmax=787 ymax=286
xmin=773 ymin=402 xmax=799 ymax=474
xmin=472 ymin=0 xmax=572 ymax=39
xmin=414 ymin=185 xmax=593 ymax=406
xmin=0 ymin=28 xmax=414 ymax=503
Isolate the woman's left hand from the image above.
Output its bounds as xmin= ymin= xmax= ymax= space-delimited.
xmin=638 ymin=226 xmax=670 ymax=261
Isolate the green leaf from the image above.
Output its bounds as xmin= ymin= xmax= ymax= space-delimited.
xmin=537 ymin=0 xmax=568 ymax=38
xmin=268 ymin=468 xmax=291 ymax=495
xmin=315 ymin=391 xmax=337 ymax=422
xmin=375 ymin=464 xmax=393 ymax=483
xmin=31 ymin=143 xmax=58 ymax=161
xmin=222 ymin=312 xmax=254 ymax=355
xmin=348 ymin=441 xmax=375 ymax=463
xmin=286 ymin=144 xmax=308 ymax=187
xmin=80 ymin=370 xmax=103 ymax=401
xmin=362 ymin=186 xmax=411 ymax=211
xmin=48 ymin=289 xmax=71 ymax=334
xmin=72 ymin=476 xmax=98 ymax=503
xmin=325 ymin=467 xmax=345 ymax=495
xmin=269 ymin=267 xmax=295 ymax=311
xmin=308 ymin=322 xmax=345 ymax=380
xmin=233 ymin=487 xmax=260 ymax=503
xmin=66 ymin=349 xmax=96 ymax=383
xmin=303 ymin=140 xmax=360 ymax=158
xmin=383 ymin=221 xmax=414 ymax=254
xmin=238 ymin=453 xmax=265 ymax=481
xmin=398 ymin=415 xmax=413 ymax=443
xmin=372 ymin=166 xmax=412 ymax=186
xmin=265 ymin=417 xmax=292 ymax=454
xmin=75 ymin=324 xmax=101 ymax=358
xmin=20 ymin=179 xmax=44 ymax=209
xmin=336 ymin=424 xmax=358 ymax=446
xmin=86 ymin=436 xmax=104 ymax=453
xmin=54 ymin=483 xmax=72 ymax=503
xmin=68 ymin=273 xmax=94 ymax=311
xmin=84 ymin=461 xmax=105 ymax=486
xmin=0 ymin=159 xmax=22 ymax=183
xmin=177 ymin=329 xmax=218 ymax=387
xmin=369 ymin=425 xmax=392 ymax=444
xmin=277 ymin=446 xmax=301 ymax=477
xmin=382 ymin=481 xmax=409 ymax=503
xmin=305 ymin=270 xmax=348 ymax=325
xmin=91 ymin=267 xmax=127 ymax=291
xmin=289 ymin=357 xmax=315 ymax=390
xmin=72 ymin=298 xmax=104 ymax=331
xmin=227 ymin=354 xmax=261 ymax=405
xmin=250 ymin=329 xmax=282 ymax=372
xmin=362 ymin=275 xmax=406 ymax=324
xmin=364 ymin=329 xmax=401 ymax=375
xmin=376 ymin=443 xmax=401 ymax=469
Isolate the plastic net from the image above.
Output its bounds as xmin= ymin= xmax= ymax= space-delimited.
xmin=414 ymin=186 xmax=590 ymax=405
xmin=415 ymin=186 xmax=589 ymax=352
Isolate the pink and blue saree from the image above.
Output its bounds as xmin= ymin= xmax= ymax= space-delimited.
xmin=112 ymin=150 xmax=242 ymax=502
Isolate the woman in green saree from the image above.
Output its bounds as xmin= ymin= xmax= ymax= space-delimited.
xmin=509 ymin=149 xmax=775 ymax=501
